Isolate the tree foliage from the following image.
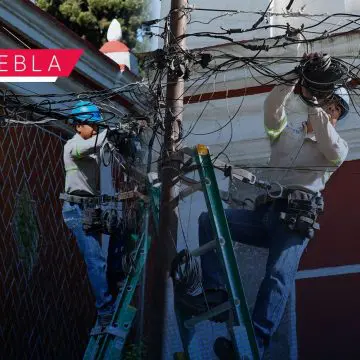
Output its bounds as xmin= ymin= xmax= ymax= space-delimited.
xmin=37 ymin=0 xmax=147 ymax=49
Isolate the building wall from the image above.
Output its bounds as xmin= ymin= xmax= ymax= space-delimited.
xmin=297 ymin=159 xmax=360 ymax=360
xmin=160 ymin=0 xmax=358 ymax=49
xmin=0 ymin=124 xmax=95 ymax=359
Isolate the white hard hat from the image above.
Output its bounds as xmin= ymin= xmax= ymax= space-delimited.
xmin=334 ymin=87 xmax=350 ymax=120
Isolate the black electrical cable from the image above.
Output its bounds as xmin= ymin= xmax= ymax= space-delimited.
xmin=252 ymin=0 xmax=273 ymax=30
xmin=286 ymin=0 xmax=295 ymax=11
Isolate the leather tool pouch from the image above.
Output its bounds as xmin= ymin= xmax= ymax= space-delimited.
xmin=279 ymin=190 xmax=324 ymax=239
xmin=82 ymin=206 xmax=103 ymax=234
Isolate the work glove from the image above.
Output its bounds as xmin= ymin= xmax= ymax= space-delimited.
xmin=107 ymin=129 xmax=142 ymax=162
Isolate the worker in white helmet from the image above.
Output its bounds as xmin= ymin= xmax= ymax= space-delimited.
xmin=174 ymin=53 xmax=350 ymax=359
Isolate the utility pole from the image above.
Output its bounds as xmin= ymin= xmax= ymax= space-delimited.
xmin=146 ymin=0 xmax=187 ymax=358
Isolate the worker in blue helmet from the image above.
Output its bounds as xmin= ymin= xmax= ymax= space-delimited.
xmin=61 ymin=100 xmax=114 ymax=326
xmin=69 ymin=100 xmax=103 ymax=123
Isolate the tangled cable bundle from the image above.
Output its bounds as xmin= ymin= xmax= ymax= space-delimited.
xmin=297 ymin=54 xmax=350 ymax=105
xmin=170 ymin=249 xmax=203 ymax=296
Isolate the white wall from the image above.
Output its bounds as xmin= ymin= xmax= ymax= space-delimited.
xmin=161 ymin=0 xmax=360 ymax=49
xmin=161 ymin=0 xmax=270 ymax=49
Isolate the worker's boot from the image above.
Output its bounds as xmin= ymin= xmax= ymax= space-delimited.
xmin=213 ymin=337 xmax=236 ymax=360
xmin=214 ymin=331 xmax=266 ymax=360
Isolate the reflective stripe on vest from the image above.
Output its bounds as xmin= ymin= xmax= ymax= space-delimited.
xmin=65 ymin=166 xmax=78 ymax=173
xmin=265 ymin=116 xmax=287 ymax=141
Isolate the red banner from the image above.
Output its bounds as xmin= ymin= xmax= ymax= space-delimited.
xmin=0 ymin=49 xmax=83 ymax=78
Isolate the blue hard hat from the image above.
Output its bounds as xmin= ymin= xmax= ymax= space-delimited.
xmin=70 ymin=101 xmax=103 ymax=123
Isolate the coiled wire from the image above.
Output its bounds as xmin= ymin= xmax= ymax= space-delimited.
xmin=170 ymin=249 xmax=203 ymax=296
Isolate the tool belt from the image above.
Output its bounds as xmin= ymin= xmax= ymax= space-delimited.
xmin=60 ymin=193 xmax=119 ymax=235
xmin=59 ymin=193 xmax=119 ymax=206
xmin=255 ymin=188 xmax=324 ymax=239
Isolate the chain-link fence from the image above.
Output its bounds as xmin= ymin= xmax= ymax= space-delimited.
xmin=0 ymin=124 xmax=95 ymax=359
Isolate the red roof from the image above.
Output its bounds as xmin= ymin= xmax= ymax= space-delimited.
xmin=100 ymin=41 xmax=129 ymax=53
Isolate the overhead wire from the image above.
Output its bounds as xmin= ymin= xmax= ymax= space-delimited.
xmin=3 ymin=6 xmax=360 ymax=172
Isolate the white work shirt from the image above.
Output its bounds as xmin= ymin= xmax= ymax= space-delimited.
xmin=263 ymin=83 xmax=348 ymax=193
xmin=63 ymin=130 xmax=108 ymax=196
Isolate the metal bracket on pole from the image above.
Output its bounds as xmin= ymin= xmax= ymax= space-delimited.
xmin=169 ymin=182 xmax=203 ymax=209
xmin=180 ymin=147 xmax=195 ymax=157
xmin=112 ymin=190 xmax=149 ymax=202
xmin=148 ymin=173 xmax=161 ymax=232
xmin=213 ymin=159 xmax=256 ymax=185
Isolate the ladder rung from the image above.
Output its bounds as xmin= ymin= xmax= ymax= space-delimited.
xmin=90 ymin=325 xmax=128 ymax=338
xmin=184 ymin=301 xmax=231 ymax=328
xmin=190 ymin=240 xmax=216 ymax=257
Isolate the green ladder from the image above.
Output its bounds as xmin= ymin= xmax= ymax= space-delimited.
xmin=173 ymin=144 xmax=260 ymax=360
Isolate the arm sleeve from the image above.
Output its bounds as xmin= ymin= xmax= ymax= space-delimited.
xmin=308 ymin=107 xmax=348 ymax=165
xmin=70 ymin=129 xmax=108 ymax=159
xmin=264 ymin=83 xmax=295 ymax=141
